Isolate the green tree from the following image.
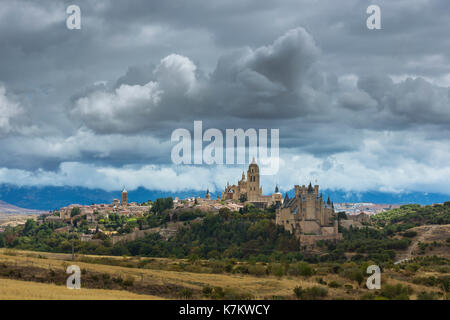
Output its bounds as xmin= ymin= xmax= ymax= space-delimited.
xmin=151 ymin=197 xmax=174 ymax=214
xmin=219 ymin=208 xmax=231 ymax=220
xmin=70 ymin=207 xmax=81 ymax=217
xmin=23 ymin=219 xmax=37 ymax=236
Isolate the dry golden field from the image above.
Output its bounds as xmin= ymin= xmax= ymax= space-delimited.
xmin=0 ymin=278 xmax=162 ymax=300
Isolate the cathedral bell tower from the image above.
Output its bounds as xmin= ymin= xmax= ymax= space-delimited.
xmin=121 ymin=187 xmax=128 ymax=206
xmin=247 ymin=157 xmax=261 ymax=202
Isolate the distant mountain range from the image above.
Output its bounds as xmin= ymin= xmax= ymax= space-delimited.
xmin=0 ymin=184 xmax=448 ymax=211
xmin=0 ymin=199 xmax=46 ymax=215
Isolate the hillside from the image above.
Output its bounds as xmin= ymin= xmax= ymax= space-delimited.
xmin=0 ymin=249 xmax=447 ymax=300
xmin=371 ymin=203 xmax=450 ymax=233
xmin=0 ymin=200 xmax=45 ymax=215
xmin=394 ymin=225 xmax=450 ymax=262
xmin=0 ymin=200 xmax=43 ymax=228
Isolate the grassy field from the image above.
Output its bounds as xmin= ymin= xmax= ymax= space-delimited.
xmin=0 ymin=278 xmax=162 ymax=300
xmin=0 ymin=248 xmax=447 ymax=300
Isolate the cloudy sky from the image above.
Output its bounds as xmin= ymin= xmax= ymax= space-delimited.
xmin=0 ymin=0 xmax=449 ymax=195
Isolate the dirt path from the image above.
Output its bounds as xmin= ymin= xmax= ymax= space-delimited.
xmin=394 ymin=225 xmax=439 ymax=264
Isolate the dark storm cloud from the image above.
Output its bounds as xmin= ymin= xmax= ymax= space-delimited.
xmin=68 ymin=26 xmax=450 ymax=137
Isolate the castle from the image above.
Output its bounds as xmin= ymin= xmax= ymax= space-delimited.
xmin=222 ymin=160 xmax=342 ymax=245
xmin=221 ymin=158 xmax=283 ymax=208
xmin=276 ymin=183 xmax=342 ymax=246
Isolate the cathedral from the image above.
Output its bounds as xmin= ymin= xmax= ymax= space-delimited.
xmin=276 ymin=183 xmax=342 ymax=246
xmin=221 ymin=158 xmax=283 ymax=208
xmin=221 ymin=159 xmax=342 ymax=246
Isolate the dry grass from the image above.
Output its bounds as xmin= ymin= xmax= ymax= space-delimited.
xmin=0 ymin=249 xmax=445 ymax=300
xmin=0 ymin=250 xmax=309 ymax=298
xmin=0 ymin=278 xmax=163 ymax=300
xmin=0 ymin=249 xmax=341 ymax=299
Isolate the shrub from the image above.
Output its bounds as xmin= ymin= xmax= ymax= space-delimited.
xmin=298 ymin=262 xmax=315 ymax=276
xmin=361 ymin=292 xmax=376 ymax=300
xmin=381 ymin=284 xmax=412 ymax=300
xmin=405 ymin=263 xmax=420 ymax=273
xmin=328 ymin=281 xmax=341 ymax=288
xmin=403 ymin=231 xmax=417 ymax=238
xmin=180 ymin=288 xmax=193 ymax=299
xmin=269 ymin=264 xmax=284 ymax=277
xmin=248 ymin=265 xmax=266 ymax=276
xmin=233 ymin=265 xmax=249 ymax=274
xmin=211 ymin=286 xmax=225 ymax=299
xmin=440 ymin=276 xmax=450 ymax=292
xmin=417 ymin=291 xmax=439 ymax=300
xmin=293 ymin=286 xmax=303 ymax=299
xmin=340 ymin=267 xmax=364 ymax=285
xmin=202 ymin=285 xmax=213 ymax=296
xmin=123 ymin=276 xmax=134 ymax=287
xmin=293 ymin=286 xmax=327 ymax=300
xmin=288 ymin=262 xmax=314 ymax=277
xmin=101 ymin=273 xmax=110 ymax=280
xmin=302 ymin=286 xmax=328 ymax=300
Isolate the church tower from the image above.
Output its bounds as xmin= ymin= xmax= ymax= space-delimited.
xmin=247 ymin=157 xmax=261 ymax=202
xmin=121 ymin=187 xmax=127 ymax=206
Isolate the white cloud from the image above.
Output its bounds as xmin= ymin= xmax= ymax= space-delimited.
xmin=1 ymin=129 xmax=450 ymax=196
xmin=70 ymin=54 xmax=200 ymax=133
xmin=154 ymin=54 xmax=198 ymax=95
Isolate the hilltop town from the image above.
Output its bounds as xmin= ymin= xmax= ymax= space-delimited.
xmin=30 ymin=161 xmax=381 ymax=247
